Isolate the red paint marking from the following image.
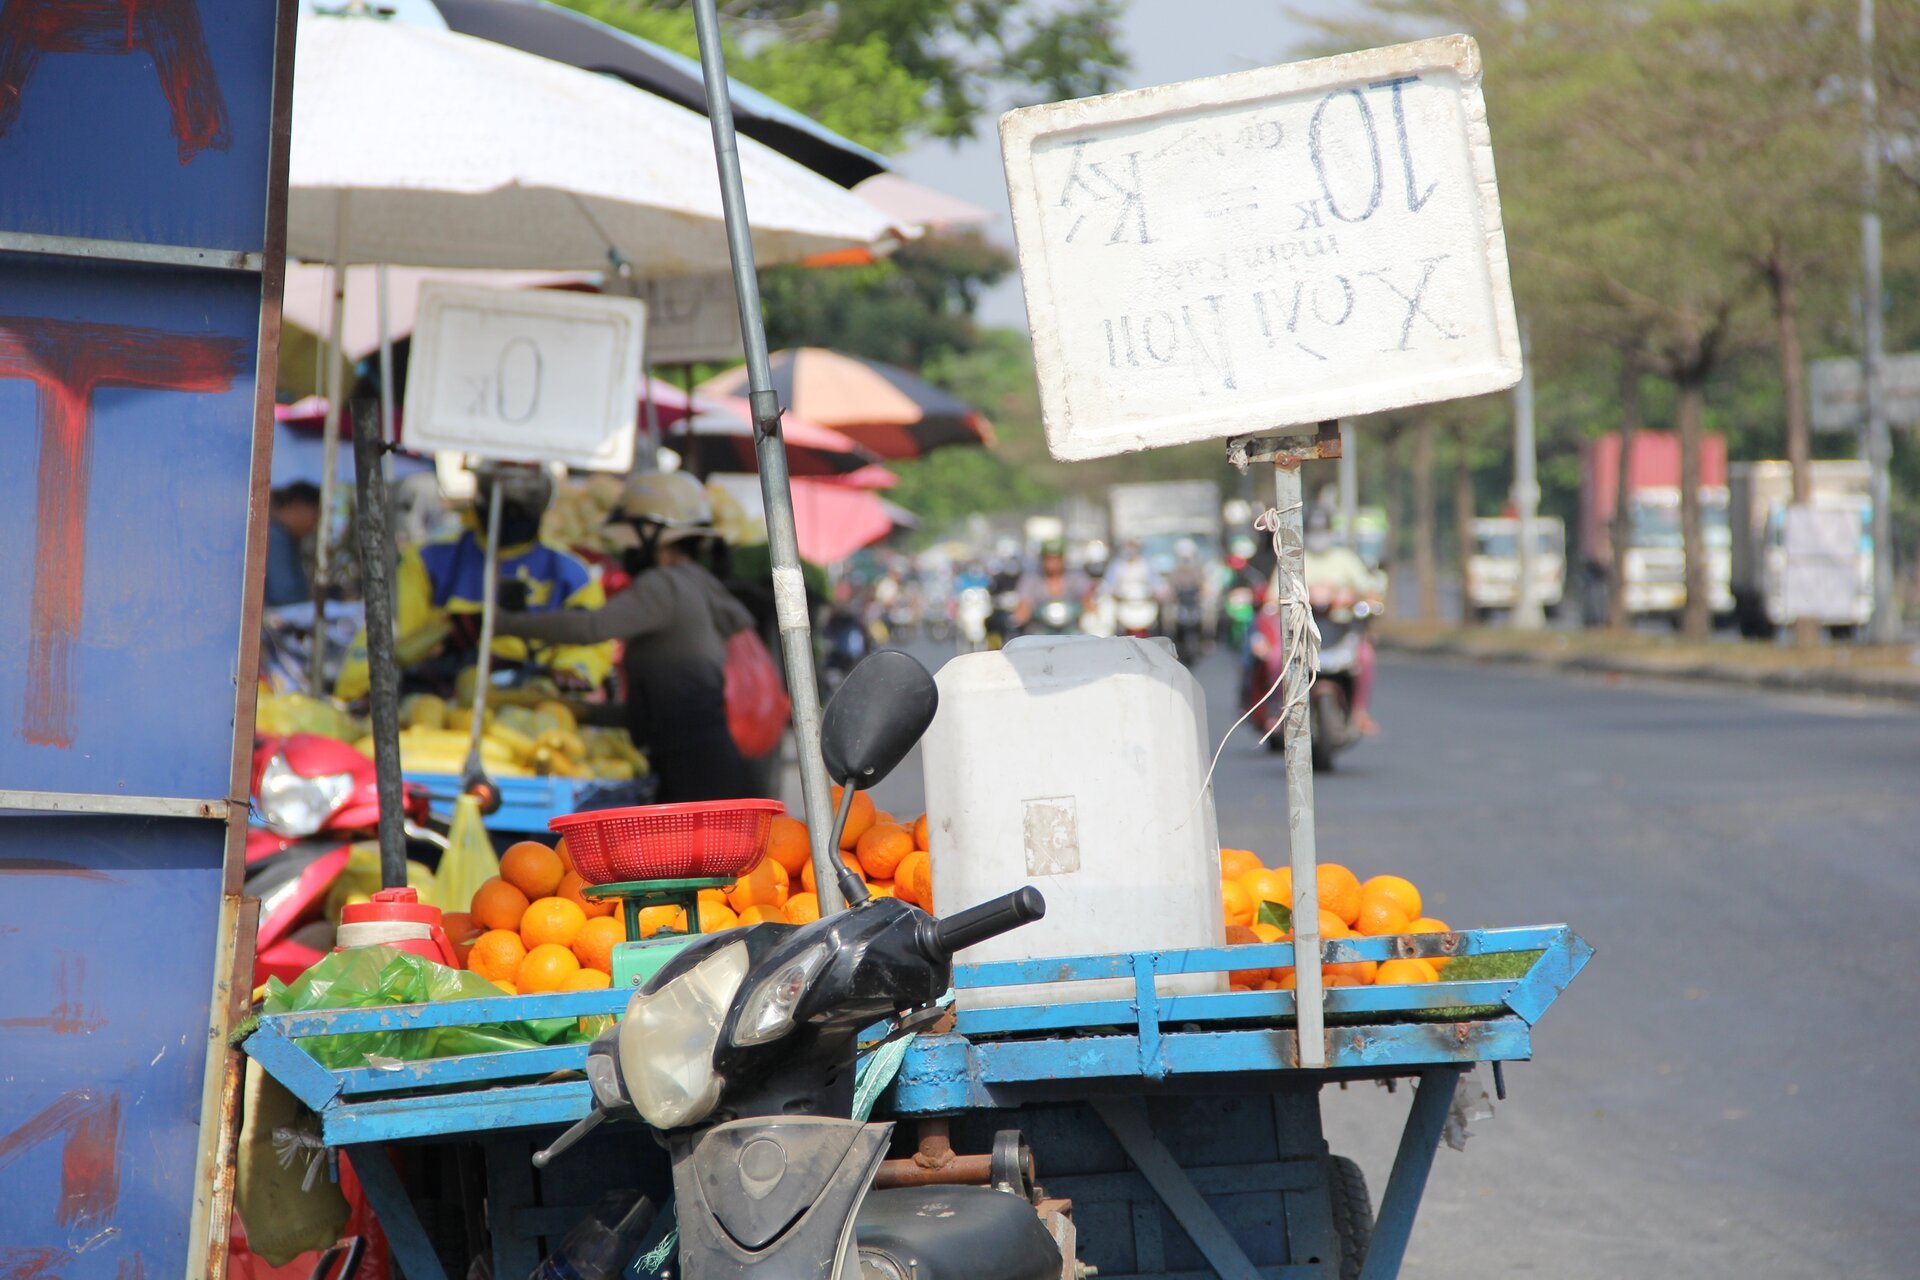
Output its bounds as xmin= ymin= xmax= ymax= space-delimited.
xmin=115 ymin=1253 xmax=145 ymax=1280
xmin=0 ymin=1248 xmax=70 ymax=1280
xmin=0 ymin=1090 xmax=123 ymax=1233
xmin=0 ymin=954 xmax=107 ymax=1034
xmin=0 ymin=0 xmax=230 ymax=162
xmin=0 ymin=316 xmax=243 ymax=747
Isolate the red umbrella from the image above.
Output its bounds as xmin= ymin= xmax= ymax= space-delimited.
xmin=667 ymin=398 xmax=883 ymax=478
xmin=787 ymin=478 xmax=902 ymax=564
xmin=699 ymin=347 xmax=993 ymax=460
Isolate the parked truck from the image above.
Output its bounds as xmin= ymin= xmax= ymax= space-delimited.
xmin=1728 ymin=460 xmax=1874 ymax=637
xmin=1579 ymin=431 xmax=1732 ymax=626
xmin=1467 ymin=515 xmax=1567 ymax=621
xmin=1108 ymin=480 xmax=1223 ymax=568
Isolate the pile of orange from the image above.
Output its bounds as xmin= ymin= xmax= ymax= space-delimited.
xmin=1217 ymin=848 xmax=1453 ymax=990
xmin=445 ymin=799 xmax=939 ymax=993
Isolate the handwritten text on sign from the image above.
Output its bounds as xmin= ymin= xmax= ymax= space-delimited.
xmin=1001 ymin=35 xmax=1521 ymax=460
xmin=405 ymin=283 xmax=643 ymax=473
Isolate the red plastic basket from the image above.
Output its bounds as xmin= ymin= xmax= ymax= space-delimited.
xmin=550 ymin=800 xmax=784 ymax=884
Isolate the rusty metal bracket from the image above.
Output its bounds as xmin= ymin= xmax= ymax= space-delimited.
xmin=1226 ymin=419 xmax=1343 ymax=471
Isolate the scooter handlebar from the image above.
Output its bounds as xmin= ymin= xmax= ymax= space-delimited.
xmin=932 ymin=887 xmax=1046 ymax=958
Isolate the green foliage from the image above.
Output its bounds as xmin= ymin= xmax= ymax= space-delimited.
xmin=555 ymin=0 xmax=1127 ymax=150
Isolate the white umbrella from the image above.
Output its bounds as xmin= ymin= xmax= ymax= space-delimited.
xmin=288 ymin=15 xmax=892 ymax=270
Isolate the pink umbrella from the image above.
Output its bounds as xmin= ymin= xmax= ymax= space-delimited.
xmin=788 ymin=478 xmax=900 ymax=564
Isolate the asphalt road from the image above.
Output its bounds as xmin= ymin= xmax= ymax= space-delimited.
xmin=855 ymin=641 xmax=1920 ymax=1278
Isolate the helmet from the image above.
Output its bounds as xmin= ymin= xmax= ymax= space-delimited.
xmin=613 ymin=471 xmax=713 ymax=540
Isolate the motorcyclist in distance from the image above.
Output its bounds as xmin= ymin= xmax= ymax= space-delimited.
xmin=1302 ymin=505 xmax=1383 ymax=735
xmin=1015 ymin=540 xmax=1095 ymax=629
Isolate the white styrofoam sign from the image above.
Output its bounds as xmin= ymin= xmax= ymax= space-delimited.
xmin=644 ymin=273 xmax=746 ymax=366
xmin=1001 ymin=35 xmax=1522 ymax=461
xmin=404 ymin=283 xmax=644 ymax=473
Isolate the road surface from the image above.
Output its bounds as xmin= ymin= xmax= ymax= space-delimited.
xmin=856 ymin=641 xmax=1919 ymax=1278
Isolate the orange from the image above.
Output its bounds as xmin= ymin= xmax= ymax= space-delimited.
xmin=500 ymin=841 xmax=565 ymax=900
xmin=638 ymin=904 xmax=688 ymax=938
xmin=728 ymin=859 xmax=790 ymax=913
xmin=1375 ymin=958 xmax=1438 ymax=985
xmin=913 ymin=814 xmax=930 ymax=851
xmin=1315 ymin=909 xmax=1351 ymax=940
xmin=1224 ymin=923 xmax=1269 ymax=986
xmin=876 ymin=811 xmax=897 ymax=827
xmin=553 ymin=836 xmax=573 ymax=873
xmin=785 ymin=892 xmax=821 ymax=924
xmin=802 ymin=850 xmax=866 ymax=895
xmin=698 ymin=887 xmax=729 ymax=907
xmin=571 ymin=915 xmax=627 ymax=973
xmin=1251 ymin=922 xmax=1286 ymax=944
xmin=471 ymin=877 xmax=531 ymax=933
xmin=1239 ymin=866 xmax=1292 ymax=912
xmin=1354 ymin=894 xmax=1412 ymax=937
xmin=831 ymin=786 xmax=877 ymax=850
xmin=441 ymin=910 xmax=481 ymax=946
xmin=857 ymin=824 xmax=915 ymax=880
xmin=561 ymin=968 xmax=612 ymax=991
xmin=557 ymin=870 xmax=616 ymax=920
xmin=1230 ymin=982 xmax=1255 ymax=993
xmin=520 ymin=896 xmax=587 ymax=950
xmin=894 ymin=850 xmax=933 ymax=910
xmin=1326 ymin=960 xmax=1378 ymax=984
xmin=1220 ymin=879 xmax=1255 ymax=928
xmin=517 ymin=943 xmax=581 ymax=993
xmin=1362 ymin=875 xmax=1423 ymax=921
xmin=767 ymin=816 xmax=812 ymax=876
xmin=866 ymin=880 xmax=897 ymax=899
xmin=492 ymin=979 xmax=519 ymax=995
xmin=1220 ymin=848 xmax=1263 ymax=880
xmin=1316 ymin=864 xmax=1363 ymax=926
xmin=1407 ymin=917 xmax=1453 ymax=970
xmin=469 ymin=929 xmax=527 ymax=984
xmin=697 ymin=899 xmax=739 ymax=932
xmin=736 ymin=904 xmax=786 ymax=926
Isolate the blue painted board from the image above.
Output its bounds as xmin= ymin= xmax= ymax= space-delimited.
xmin=0 ymin=816 xmax=226 ymax=1280
xmin=0 ymin=256 xmax=261 ymax=798
xmin=0 ymin=0 xmax=280 ymax=250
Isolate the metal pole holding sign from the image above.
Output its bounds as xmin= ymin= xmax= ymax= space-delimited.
xmin=1859 ymin=0 xmax=1897 ymax=644
xmin=1511 ymin=320 xmax=1543 ymax=631
xmin=461 ymin=476 xmax=506 ymax=801
xmin=689 ymin=0 xmax=844 ymax=912
xmin=349 ymin=400 xmax=409 ymax=886
xmin=1229 ymin=425 xmax=1340 ymax=1070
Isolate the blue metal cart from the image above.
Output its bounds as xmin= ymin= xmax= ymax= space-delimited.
xmin=244 ymin=923 xmax=1590 ymax=1280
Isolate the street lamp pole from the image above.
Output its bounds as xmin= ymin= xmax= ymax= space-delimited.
xmin=1859 ymin=0 xmax=1897 ymax=644
xmin=1512 ymin=319 xmax=1544 ymax=630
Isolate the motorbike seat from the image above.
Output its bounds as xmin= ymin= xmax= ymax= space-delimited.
xmin=856 ymin=1186 xmax=1061 ymax=1280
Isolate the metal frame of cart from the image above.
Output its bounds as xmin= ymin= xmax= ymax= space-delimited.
xmin=244 ymin=923 xmax=1589 ymax=1280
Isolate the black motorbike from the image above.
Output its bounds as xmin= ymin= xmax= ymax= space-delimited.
xmin=537 ymin=651 xmax=1068 ymax=1280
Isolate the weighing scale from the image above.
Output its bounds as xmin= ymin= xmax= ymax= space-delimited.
xmin=585 ymin=877 xmax=733 ymax=989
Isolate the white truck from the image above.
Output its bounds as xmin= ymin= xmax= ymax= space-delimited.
xmin=1728 ymin=460 xmax=1874 ymax=638
xmin=1466 ymin=516 xmax=1566 ymax=621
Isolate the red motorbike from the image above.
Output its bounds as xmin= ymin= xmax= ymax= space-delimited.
xmin=1242 ymin=583 xmax=1375 ymax=772
xmin=246 ymin=733 xmax=447 ymax=985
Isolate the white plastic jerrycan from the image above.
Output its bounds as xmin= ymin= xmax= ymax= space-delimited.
xmin=922 ymin=635 xmax=1226 ymax=1010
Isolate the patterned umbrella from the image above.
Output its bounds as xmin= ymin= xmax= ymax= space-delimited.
xmin=667 ymin=399 xmax=885 ymax=479
xmin=700 ymin=347 xmax=994 ymax=460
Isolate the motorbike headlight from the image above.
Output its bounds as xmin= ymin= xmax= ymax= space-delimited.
xmin=731 ymin=943 xmax=829 ymax=1047
xmin=619 ymin=942 xmax=749 ymax=1130
xmin=255 ymin=754 xmax=355 ymax=838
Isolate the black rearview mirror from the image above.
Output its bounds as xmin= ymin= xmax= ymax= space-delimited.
xmin=820 ymin=650 xmax=938 ymax=790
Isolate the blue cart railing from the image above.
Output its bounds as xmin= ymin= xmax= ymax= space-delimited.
xmin=244 ymin=923 xmax=1591 ymax=1280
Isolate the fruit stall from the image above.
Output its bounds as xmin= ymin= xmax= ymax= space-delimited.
xmin=241 ymin=801 xmax=1590 ymax=1280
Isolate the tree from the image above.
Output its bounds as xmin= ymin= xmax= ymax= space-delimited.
xmin=556 ymin=0 xmax=1128 ymax=151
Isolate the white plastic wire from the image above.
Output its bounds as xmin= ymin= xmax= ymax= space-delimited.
xmin=1202 ymin=503 xmax=1321 ymax=793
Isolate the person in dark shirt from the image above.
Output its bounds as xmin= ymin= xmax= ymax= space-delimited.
xmin=264 ymin=482 xmax=320 ymax=607
xmin=494 ymin=472 xmax=759 ymax=802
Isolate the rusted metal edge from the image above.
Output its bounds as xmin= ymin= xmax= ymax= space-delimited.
xmin=1226 ymin=420 xmax=1343 ymax=470
xmin=0 ymin=789 xmax=229 ymax=819
xmin=0 ymin=230 xmax=262 ymax=272
xmin=199 ymin=3 xmax=301 ymax=1275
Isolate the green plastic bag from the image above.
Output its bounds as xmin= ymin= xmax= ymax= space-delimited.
xmin=434 ymin=793 xmax=501 ymax=915
xmin=262 ymin=947 xmax=597 ymax=1070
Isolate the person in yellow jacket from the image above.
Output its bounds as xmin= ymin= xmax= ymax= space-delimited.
xmin=335 ymin=470 xmax=612 ymax=701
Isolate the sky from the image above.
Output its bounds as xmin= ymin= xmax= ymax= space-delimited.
xmin=894 ymin=0 xmax=1346 ymax=327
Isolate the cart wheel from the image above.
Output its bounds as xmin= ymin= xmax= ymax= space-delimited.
xmin=1327 ymin=1155 xmax=1373 ymax=1280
